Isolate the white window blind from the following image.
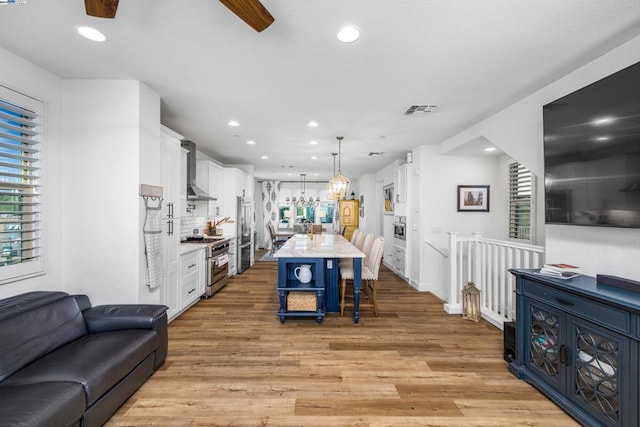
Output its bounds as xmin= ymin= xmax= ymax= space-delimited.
xmin=508 ymin=162 xmax=532 ymax=241
xmin=0 ymin=86 xmax=43 ymax=283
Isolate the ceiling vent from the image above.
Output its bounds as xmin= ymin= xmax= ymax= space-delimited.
xmin=368 ymin=152 xmax=384 ymax=157
xmin=404 ymin=105 xmax=438 ymax=116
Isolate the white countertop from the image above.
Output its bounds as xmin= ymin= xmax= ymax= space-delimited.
xmin=180 ymin=244 xmax=207 ymax=255
xmin=274 ymin=234 xmax=365 ymax=259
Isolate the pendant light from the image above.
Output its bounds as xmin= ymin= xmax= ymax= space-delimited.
xmin=327 ymin=152 xmax=338 ymax=200
xmin=329 ymin=136 xmax=350 ymax=200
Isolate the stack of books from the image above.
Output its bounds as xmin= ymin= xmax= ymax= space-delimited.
xmin=538 ymin=263 xmax=581 ymax=280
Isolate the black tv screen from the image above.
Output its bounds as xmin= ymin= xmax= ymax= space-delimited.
xmin=543 ymin=61 xmax=640 ymax=228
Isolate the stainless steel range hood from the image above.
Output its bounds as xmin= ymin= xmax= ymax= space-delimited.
xmin=180 ymin=140 xmax=216 ymax=201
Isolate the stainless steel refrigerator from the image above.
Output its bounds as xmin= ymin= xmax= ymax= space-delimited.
xmin=237 ymin=197 xmax=252 ymax=273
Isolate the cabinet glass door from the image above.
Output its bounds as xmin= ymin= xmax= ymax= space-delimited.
xmin=569 ymin=318 xmax=624 ymax=426
xmin=526 ymin=300 xmax=562 ymax=389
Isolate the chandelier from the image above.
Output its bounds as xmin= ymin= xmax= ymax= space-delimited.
xmin=328 ymin=136 xmax=350 ymax=200
xmin=286 ymin=173 xmax=319 ymax=207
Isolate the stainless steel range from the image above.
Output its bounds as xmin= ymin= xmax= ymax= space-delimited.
xmin=205 ymin=238 xmax=230 ymax=297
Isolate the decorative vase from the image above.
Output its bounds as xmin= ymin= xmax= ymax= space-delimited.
xmin=294 ymin=264 xmax=312 ymax=284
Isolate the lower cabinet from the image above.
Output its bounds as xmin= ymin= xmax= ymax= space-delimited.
xmin=391 ymin=244 xmax=406 ymax=277
xmin=510 ymin=270 xmax=639 ymax=427
xmin=174 ymin=248 xmax=205 ymax=320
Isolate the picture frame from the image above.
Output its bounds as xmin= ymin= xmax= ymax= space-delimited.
xmin=359 ymin=195 xmax=364 ymax=218
xmin=457 ymin=185 xmax=490 ymax=212
xmin=383 ymin=184 xmax=394 ymax=214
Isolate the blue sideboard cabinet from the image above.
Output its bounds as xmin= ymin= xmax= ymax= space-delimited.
xmin=509 ymin=269 xmax=640 ymax=427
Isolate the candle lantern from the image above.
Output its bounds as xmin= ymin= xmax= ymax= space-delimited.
xmin=462 ymin=282 xmax=481 ymax=322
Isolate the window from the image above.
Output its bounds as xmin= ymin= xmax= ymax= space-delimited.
xmin=0 ymin=86 xmax=43 ymax=283
xmin=508 ymin=162 xmax=533 ymax=241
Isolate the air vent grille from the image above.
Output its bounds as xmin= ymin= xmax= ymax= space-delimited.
xmin=404 ymin=105 xmax=438 ymax=115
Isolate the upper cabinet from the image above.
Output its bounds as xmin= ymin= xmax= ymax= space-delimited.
xmin=196 ymin=160 xmax=224 ymax=216
xmin=394 ymin=163 xmax=410 ymax=217
xmin=395 ymin=164 xmax=409 ymax=204
xmin=160 ymin=125 xmax=185 ymax=218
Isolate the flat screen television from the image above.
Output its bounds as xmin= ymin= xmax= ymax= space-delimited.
xmin=543 ymin=61 xmax=640 ymax=228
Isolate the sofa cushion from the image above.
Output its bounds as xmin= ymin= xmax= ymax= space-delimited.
xmin=0 ymin=382 xmax=85 ymax=427
xmin=2 ymin=329 xmax=158 ymax=406
xmin=0 ymin=296 xmax=88 ymax=382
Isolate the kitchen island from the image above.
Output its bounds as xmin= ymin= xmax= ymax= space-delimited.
xmin=274 ymin=233 xmax=365 ymax=323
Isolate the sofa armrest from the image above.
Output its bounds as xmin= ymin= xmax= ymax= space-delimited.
xmin=83 ymin=304 xmax=168 ymax=369
xmin=71 ymin=294 xmax=92 ymax=312
xmin=82 ymin=304 xmax=167 ymax=332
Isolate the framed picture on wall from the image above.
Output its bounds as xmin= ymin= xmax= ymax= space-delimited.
xmin=457 ymin=185 xmax=490 ymax=212
xmin=359 ymin=195 xmax=364 ymax=217
xmin=383 ymin=184 xmax=394 ymax=214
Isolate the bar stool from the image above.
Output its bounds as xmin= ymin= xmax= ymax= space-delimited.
xmin=340 ymin=236 xmax=385 ymax=317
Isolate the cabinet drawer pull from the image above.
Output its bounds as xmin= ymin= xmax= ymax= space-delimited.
xmin=188 ymin=288 xmax=196 ymax=294
xmin=188 ymin=263 xmax=196 ymax=269
xmin=559 ymin=345 xmax=571 ymax=365
xmin=555 ymin=297 xmax=575 ymax=306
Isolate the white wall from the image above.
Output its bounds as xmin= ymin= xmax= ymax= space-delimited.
xmin=438 ymin=34 xmax=640 ymax=281
xmin=62 ymin=80 xmax=161 ymax=305
xmin=355 ymin=173 xmax=376 ymax=235
xmin=415 ymin=145 xmax=503 ymax=300
xmin=0 ymin=47 xmax=65 ymax=299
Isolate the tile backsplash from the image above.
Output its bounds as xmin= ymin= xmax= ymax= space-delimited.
xmin=180 ymin=216 xmax=209 ymax=239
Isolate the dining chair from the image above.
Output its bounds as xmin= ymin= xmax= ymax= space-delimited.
xmin=268 ymin=223 xmax=288 ymax=255
xmin=340 ymin=235 xmax=385 ymax=317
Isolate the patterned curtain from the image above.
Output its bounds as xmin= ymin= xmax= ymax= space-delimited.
xmin=261 ymin=180 xmax=281 ymax=250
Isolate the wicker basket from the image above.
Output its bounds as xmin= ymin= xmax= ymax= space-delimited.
xmin=287 ymin=292 xmax=316 ymax=311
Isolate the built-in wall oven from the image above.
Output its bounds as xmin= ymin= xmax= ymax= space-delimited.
xmin=393 ymin=216 xmax=406 ymax=242
xmin=206 ymin=239 xmax=230 ymax=297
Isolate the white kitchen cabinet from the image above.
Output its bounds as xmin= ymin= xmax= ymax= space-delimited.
xmin=391 ymin=244 xmax=407 ymax=278
xmin=228 ymin=238 xmax=237 ymax=276
xmin=160 ymin=125 xmax=184 ymax=321
xmin=196 ymin=160 xmax=225 ymax=216
xmin=395 ymin=164 xmax=409 ymax=204
xmin=179 ymin=248 xmax=204 ymax=311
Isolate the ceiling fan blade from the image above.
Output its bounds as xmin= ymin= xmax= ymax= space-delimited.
xmin=85 ymin=0 xmax=119 ymax=19
xmin=218 ymin=0 xmax=274 ymax=32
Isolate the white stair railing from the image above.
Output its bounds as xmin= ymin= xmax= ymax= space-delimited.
xmin=444 ymin=232 xmax=545 ymax=329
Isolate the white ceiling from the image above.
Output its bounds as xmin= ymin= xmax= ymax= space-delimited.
xmin=1 ymin=1 xmax=639 ymax=181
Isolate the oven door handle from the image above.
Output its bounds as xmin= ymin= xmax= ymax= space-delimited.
xmin=213 ymin=253 xmax=229 ymax=266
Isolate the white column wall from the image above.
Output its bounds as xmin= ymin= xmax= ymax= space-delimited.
xmin=62 ymin=80 xmax=161 ymax=305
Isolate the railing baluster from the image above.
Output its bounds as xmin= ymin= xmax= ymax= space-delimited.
xmin=444 ymin=233 xmax=545 ymax=328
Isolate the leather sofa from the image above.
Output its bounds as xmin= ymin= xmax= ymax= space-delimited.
xmin=0 ymin=291 xmax=168 ymax=427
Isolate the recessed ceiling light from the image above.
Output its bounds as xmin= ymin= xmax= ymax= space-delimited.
xmin=337 ymin=25 xmax=360 ymax=43
xmin=306 ymin=121 xmax=319 ymax=128
xmin=310 ymin=156 xmax=317 ymax=160
xmin=484 ymin=147 xmax=497 ymax=152
xmin=75 ymin=25 xmax=107 ymax=42
xmin=261 ymin=155 xmax=269 ymax=160
xmin=309 ymin=140 xmax=318 ymax=145
xmin=227 ymin=120 xmax=240 ymax=127
xmin=596 ymin=136 xmax=610 ymax=142
xmin=247 ymin=140 xmax=256 ymax=145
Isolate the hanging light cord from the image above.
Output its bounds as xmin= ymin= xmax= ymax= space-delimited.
xmin=337 ymin=136 xmax=344 ymax=173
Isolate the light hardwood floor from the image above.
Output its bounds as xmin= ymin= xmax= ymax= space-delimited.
xmin=107 ymin=259 xmax=578 ymax=426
